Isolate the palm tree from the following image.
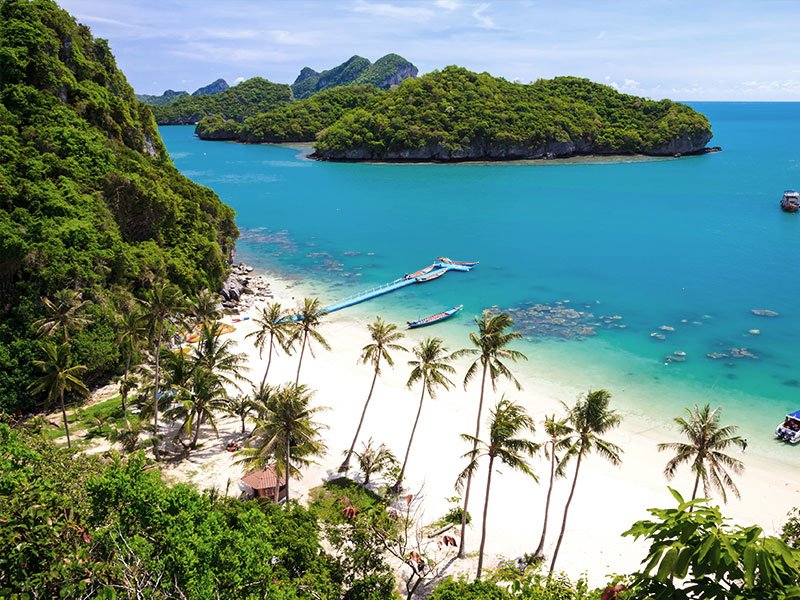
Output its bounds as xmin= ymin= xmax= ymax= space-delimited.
xmin=549 ymin=389 xmax=622 ymax=575
xmin=33 ymin=289 xmax=92 ymax=342
xmin=116 ymin=305 xmax=147 ymax=426
xmin=167 ymin=367 xmax=228 ymax=450
xmin=658 ymin=404 xmax=746 ymax=503
xmin=393 ymin=337 xmax=455 ymax=491
xmin=452 ymin=310 xmax=526 ymax=558
xmin=192 ymin=321 xmax=248 ymax=388
xmin=188 ymin=288 xmax=221 ymax=327
xmin=534 ymin=414 xmax=573 ymax=557
xmin=456 ymin=397 xmax=538 ymax=580
xmin=226 ymin=391 xmax=257 ymax=434
xmin=239 ymin=383 xmax=327 ymax=502
xmin=352 ymin=438 xmax=398 ymax=486
xmin=340 ymin=317 xmax=406 ymax=472
xmin=140 ymin=280 xmax=185 ymax=461
xmin=29 ymin=341 xmax=90 ymax=448
xmin=288 ymin=298 xmax=330 ymax=385
xmin=246 ymin=302 xmax=292 ymax=390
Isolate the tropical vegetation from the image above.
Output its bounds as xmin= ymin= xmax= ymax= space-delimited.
xmin=291 ymin=53 xmax=417 ymax=99
xmin=0 ymin=0 xmax=237 ymax=414
xmin=314 ymin=66 xmax=712 ymax=160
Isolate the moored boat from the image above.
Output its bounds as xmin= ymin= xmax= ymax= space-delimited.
xmin=436 ymin=256 xmax=480 ymax=267
xmin=407 ymin=305 xmax=463 ymax=328
xmin=776 ymin=410 xmax=800 ymax=443
xmin=781 ymin=190 xmax=800 ymax=213
xmin=415 ymin=268 xmax=447 ymax=283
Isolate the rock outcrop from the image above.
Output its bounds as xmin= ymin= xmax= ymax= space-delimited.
xmin=192 ymin=78 xmax=229 ymax=96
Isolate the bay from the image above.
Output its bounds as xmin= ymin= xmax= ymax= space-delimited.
xmin=160 ymin=102 xmax=800 ymax=462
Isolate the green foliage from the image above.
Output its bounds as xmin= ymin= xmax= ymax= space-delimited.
xmin=137 ymin=89 xmax=188 ymax=106
xmin=623 ymin=487 xmax=800 ymax=599
xmin=782 ymin=507 xmax=800 ymax=548
xmin=291 ymin=53 xmax=415 ymax=99
xmin=429 ymin=578 xmax=513 ymax=599
xmin=0 ymin=424 xmax=360 ymax=598
xmin=151 ymin=76 xmax=292 ymax=124
xmin=228 ymin=84 xmax=385 ymax=143
xmin=314 ymin=66 xmax=712 ymax=160
xmin=308 ymin=477 xmax=384 ymax=524
xmin=0 ymin=0 xmax=237 ymax=413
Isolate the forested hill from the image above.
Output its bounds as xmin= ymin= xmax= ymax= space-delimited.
xmin=0 ymin=0 xmax=237 ymax=411
xmin=151 ymin=77 xmax=292 ymax=125
xmin=313 ymin=67 xmax=713 ymax=161
xmin=291 ymin=53 xmax=418 ymax=99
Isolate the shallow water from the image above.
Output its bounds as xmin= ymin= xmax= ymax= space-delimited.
xmin=160 ymin=102 xmax=800 ymax=463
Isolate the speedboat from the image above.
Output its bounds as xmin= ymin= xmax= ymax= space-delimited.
xmin=780 ymin=190 xmax=800 ymax=213
xmin=776 ymin=410 xmax=800 ymax=443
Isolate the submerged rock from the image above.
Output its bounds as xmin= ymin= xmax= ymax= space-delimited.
xmin=494 ymin=300 xmax=624 ymax=341
xmin=752 ymin=309 xmax=779 ymax=317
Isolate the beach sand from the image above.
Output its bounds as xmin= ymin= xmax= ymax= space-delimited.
xmin=162 ymin=268 xmax=799 ymax=586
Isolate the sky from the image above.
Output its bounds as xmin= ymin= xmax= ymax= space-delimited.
xmin=57 ymin=0 xmax=800 ymax=101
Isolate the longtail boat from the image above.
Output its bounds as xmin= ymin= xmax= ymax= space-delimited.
xmin=406 ymin=264 xmax=435 ymax=279
xmin=781 ymin=190 xmax=800 ymax=213
xmin=415 ymin=268 xmax=447 ymax=283
xmin=436 ymin=256 xmax=480 ymax=267
xmin=407 ymin=305 xmax=463 ymax=329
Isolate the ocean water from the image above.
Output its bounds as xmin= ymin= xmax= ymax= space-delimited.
xmin=160 ymin=102 xmax=800 ymax=462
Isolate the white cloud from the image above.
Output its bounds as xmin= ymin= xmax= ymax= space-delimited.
xmin=234 ymin=76 xmax=246 ymax=84
xmin=472 ymin=3 xmax=496 ymax=29
xmin=270 ymin=30 xmax=319 ymax=46
xmin=434 ymin=0 xmax=460 ymax=9
xmin=351 ymin=0 xmax=434 ymax=22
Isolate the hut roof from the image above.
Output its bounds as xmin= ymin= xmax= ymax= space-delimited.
xmin=241 ymin=464 xmax=286 ymax=490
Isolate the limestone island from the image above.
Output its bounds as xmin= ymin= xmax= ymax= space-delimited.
xmin=311 ymin=67 xmax=714 ymax=162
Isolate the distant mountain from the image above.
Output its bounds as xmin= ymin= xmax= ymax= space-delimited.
xmin=137 ymin=79 xmax=229 ymax=106
xmin=291 ymin=53 xmax=418 ymax=99
xmin=151 ymin=77 xmax=292 ymax=125
xmin=137 ymin=88 xmax=188 ymax=106
xmin=192 ymin=78 xmax=229 ymax=96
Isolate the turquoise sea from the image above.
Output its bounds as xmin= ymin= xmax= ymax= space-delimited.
xmin=160 ymin=102 xmax=800 ymax=462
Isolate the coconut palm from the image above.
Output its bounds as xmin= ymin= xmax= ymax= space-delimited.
xmin=534 ymin=414 xmax=573 ymax=557
xmin=351 ymin=438 xmax=398 ymax=486
xmin=456 ymin=397 xmax=538 ymax=580
xmin=452 ymin=310 xmax=527 ymax=558
xmin=192 ymin=321 xmax=248 ymax=388
xmin=549 ymin=389 xmax=622 ymax=575
xmin=188 ymin=288 xmax=221 ymax=327
xmin=116 ymin=305 xmax=147 ymax=426
xmin=288 ymin=297 xmax=330 ymax=385
xmin=239 ymin=383 xmax=327 ymax=502
xmin=246 ymin=302 xmax=292 ymax=389
xmin=340 ymin=317 xmax=406 ymax=472
xmin=33 ymin=289 xmax=92 ymax=342
xmin=658 ymin=404 xmax=746 ymax=503
xmin=393 ymin=337 xmax=455 ymax=491
xmin=226 ymin=391 xmax=258 ymax=434
xmin=140 ymin=280 xmax=185 ymax=460
xmin=29 ymin=341 xmax=89 ymax=449
xmin=167 ymin=367 xmax=228 ymax=450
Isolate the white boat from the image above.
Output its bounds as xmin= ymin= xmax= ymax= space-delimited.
xmin=775 ymin=410 xmax=800 ymax=443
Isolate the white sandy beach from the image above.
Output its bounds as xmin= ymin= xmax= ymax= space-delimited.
xmin=159 ymin=268 xmax=800 ymax=587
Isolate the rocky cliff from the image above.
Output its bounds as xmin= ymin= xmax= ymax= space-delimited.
xmin=290 ymin=53 xmax=417 ymax=99
xmin=192 ymin=78 xmax=229 ymax=95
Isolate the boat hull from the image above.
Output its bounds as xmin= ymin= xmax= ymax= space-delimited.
xmin=407 ymin=305 xmax=463 ymax=328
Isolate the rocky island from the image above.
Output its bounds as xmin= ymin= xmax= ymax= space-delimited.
xmin=312 ymin=67 xmax=713 ymax=161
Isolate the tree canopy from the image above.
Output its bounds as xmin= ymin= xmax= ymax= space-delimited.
xmin=0 ymin=0 xmax=237 ymax=412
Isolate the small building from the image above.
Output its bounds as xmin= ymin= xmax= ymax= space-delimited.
xmin=239 ymin=464 xmax=287 ymax=502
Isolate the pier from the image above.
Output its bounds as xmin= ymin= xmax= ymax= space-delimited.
xmin=322 ymin=259 xmax=476 ymax=314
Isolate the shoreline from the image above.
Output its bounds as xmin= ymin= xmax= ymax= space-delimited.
xmin=197 ymin=262 xmax=799 ymax=585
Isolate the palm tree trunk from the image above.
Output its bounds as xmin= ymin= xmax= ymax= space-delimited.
xmin=294 ymin=331 xmax=308 ymax=385
xmin=240 ymin=415 xmax=246 ymax=434
xmin=152 ymin=322 xmax=163 ymax=461
xmin=458 ymin=361 xmax=489 ymax=559
xmin=690 ymin=470 xmax=702 ymax=505
xmin=284 ymin=435 xmax=291 ymax=504
xmin=535 ymin=445 xmax=556 ymax=557
xmin=395 ymin=377 xmax=427 ymax=489
xmin=190 ymin=412 xmax=202 ymax=449
xmin=341 ymin=365 xmax=379 ymax=472
xmin=549 ymin=450 xmax=583 ymax=576
xmin=122 ymin=352 xmax=131 ymax=427
xmin=260 ymin=334 xmax=274 ymax=391
xmin=60 ymin=388 xmax=71 ymax=449
xmin=476 ymin=454 xmax=495 ymax=580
